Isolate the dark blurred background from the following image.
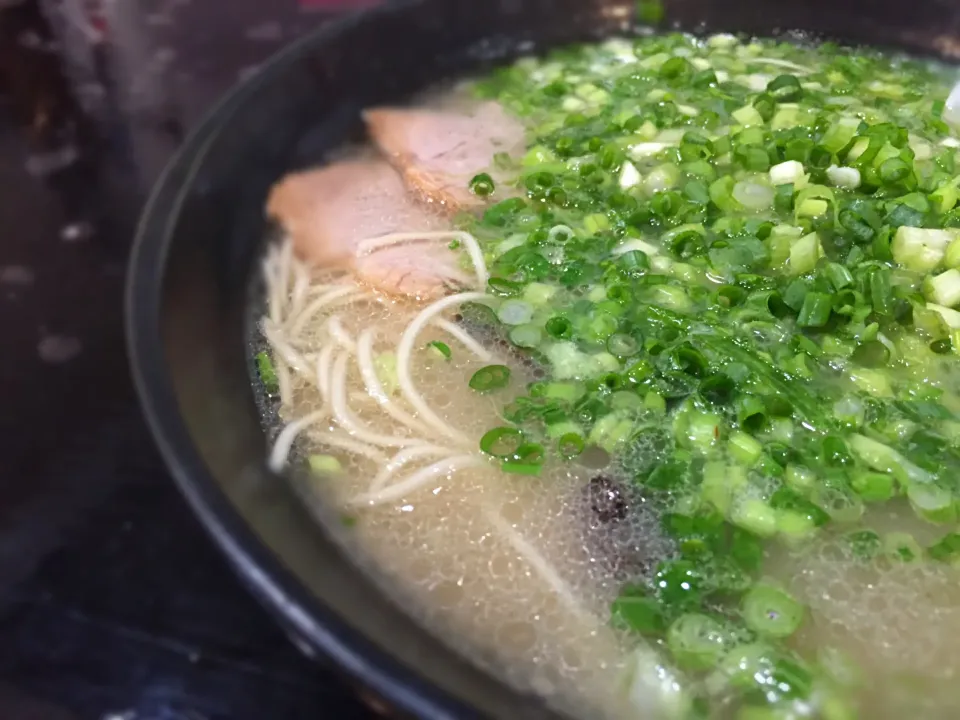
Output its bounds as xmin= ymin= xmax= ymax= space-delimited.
xmin=0 ymin=1 xmax=381 ymax=718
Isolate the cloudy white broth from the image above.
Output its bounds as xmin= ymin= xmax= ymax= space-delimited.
xmin=254 ymin=31 xmax=960 ymax=719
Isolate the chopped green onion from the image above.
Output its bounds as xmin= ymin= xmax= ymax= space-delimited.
xmin=607 ymin=333 xmax=638 ymax=357
xmin=255 ymin=351 xmax=279 ymax=394
xmin=928 ymin=532 xmax=960 ymax=562
xmin=769 ymin=160 xmax=805 ymax=186
xmin=730 ymin=498 xmax=778 ymax=537
xmin=729 ymin=431 xmax=763 ymax=466
xmin=824 ymin=262 xmax=854 ymax=291
xmin=848 ymin=434 xmax=933 ymax=485
xmin=498 ymin=299 xmax=534 ymax=325
xmin=508 ymin=324 xmax=542 ymax=348
xmin=374 ymin=352 xmax=399 ymax=395
xmin=879 ymin=157 xmax=911 ymax=184
xmin=736 ymin=146 xmax=772 ymax=172
xmin=479 ymin=426 xmax=523 ymax=457
xmin=462 ymin=39 xmax=960 ymax=711
xmin=732 ymin=104 xmax=764 ymax=127
xmin=797 ymin=292 xmax=833 ymax=328
xmin=946 ymin=236 xmax=960 ymax=269
xmin=558 ymin=432 xmax=585 ymax=459
xmin=884 ymin=532 xmax=922 ymax=562
xmin=470 ymin=172 xmax=495 ymax=196
xmin=667 ymin=613 xmax=733 ymax=671
xmin=619 ymin=249 xmax=651 ymax=271
xmin=868 ymin=266 xmax=893 ymax=316
xmin=470 ymin=365 xmax=512 ymax=392
xmin=766 ymin=73 xmax=802 ymax=100
xmin=891 ymin=227 xmax=955 ymax=272
xmin=924 ymin=269 xmax=960 ymax=308
xmin=928 ymin=302 xmax=960 ymax=329
xmin=821 ymin=118 xmax=860 ymax=153
xmin=611 ymin=589 xmax=665 ymax=634
xmin=788 ymin=232 xmax=823 ymax=275
xmin=501 ymin=461 xmax=543 ymax=476
xmin=488 ymin=277 xmax=524 ymax=297
xmin=826 ymin=165 xmax=861 ymax=189
xmin=850 ymin=471 xmax=895 ymax=502
xmin=541 ymin=381 xmax=585 ymax=401
xmin=659 ymin=56 xmax=691 ymax=79
xmin=907 ymin=482 xmax=956 ymax=524
xmin=741 ymin=583 xmax=804 ymax=638
xmin=513 ymin=442 xmax=545 ymax=464
xmin=845 ymin=529 xmax=881 ymax=560
xmin=736 ymin=395 xmax=768 ymax=432
xmin=545 ymin=316 xmax=572 ymax=338
xmin=308 ymin=454 xmax=342 ymax=475
xmin=776 ymin=510 xmax=816 ymax=543
xmin=732 ymin=181 xmax=775 ymax=210
xmin=425 ymin=341 xmax=452 ymax=359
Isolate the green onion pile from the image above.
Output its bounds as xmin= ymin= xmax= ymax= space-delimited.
xmin=457 ymin=31 xmax=960 ymax=718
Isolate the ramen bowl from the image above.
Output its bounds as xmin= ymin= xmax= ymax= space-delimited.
xmin=126 ymin=1 xmax=960 ymax=717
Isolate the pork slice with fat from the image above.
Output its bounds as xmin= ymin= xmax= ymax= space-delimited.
xmin=265 ymin=159 xmax=446 ymax=267
xmin=265 ymin=159 xmax=465 ymax=300
xmin=355 ymin=243 xmax=471 ymax=301
xmin=363 ymin=101 xmax=525 ymax=212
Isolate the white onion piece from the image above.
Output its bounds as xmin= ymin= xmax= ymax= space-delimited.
xmin=628 ymin=142 xmax=670 ymax=160
xmin=656 ymin=128 xmax=686 ymax=144
xmin=826 ymin=165 xmax=861 ymax=189
xmin=619 ymin=161 xmax=641 ymax=189
xmin=732 ymin=181 xmax=775 ymax=210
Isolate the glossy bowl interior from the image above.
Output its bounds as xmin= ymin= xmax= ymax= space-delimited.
xmin=126 ymin=1 xmax=960 ymax=717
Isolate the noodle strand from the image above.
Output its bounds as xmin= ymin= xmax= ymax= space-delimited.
xmin=349 ymin=454 xmax=487 ymax=506
xmin=327 ymin=315 xmax=357 ymax=353
xmin=395 ymin=291 xmax=489 ymax=444
xmin=432 ymin=318 xmax=494 ymax=361
xmin=306 ymin=430 xmax=389 ymax=464
xmin=484 ymin=510 xmax=595 ymax=624
xmin=356 ymin=231 xmax=489 ymax=288
xmin=330 ymin=352 xmax=428 ymax=448
xmin=356 ymin=328 xmax=433 ymax=435
xmin=368 ymin=444 xmax=460 ymax=493
xmin=268 ymin=408 xmax=329 ymax=472
xmin=289 ymin=285 xmax=359 ymax=335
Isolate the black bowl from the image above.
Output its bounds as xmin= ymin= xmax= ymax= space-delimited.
xmin=126 ymin=1 xmax=959 ymax=717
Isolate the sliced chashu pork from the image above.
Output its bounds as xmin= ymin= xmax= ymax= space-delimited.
xmin=355 ymin=244 xmax=471 ymax=299
xmin=265 ymin=159 xmax=468 ymax=300
xmin=363 ymin=101 xmax=525 ymax=212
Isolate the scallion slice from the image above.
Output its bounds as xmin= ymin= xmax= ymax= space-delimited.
xmin=470 ymin=365 xmax=512 ymax=392
xmin=479 ymin=427 xmax=524 ymax=457
xmin=545 ymin=316 xmax=573 ymax=338
xmin=425 ymin=341 xmax=452 ymax=359
xmin=255 ymin=351 xmax=279 ymax=394
xmin=501 ymin=461 xmax=543 ymax=476
xmin=741 ymin=583 xmax=804 ymax=638
xmin=558 ymin=432 xmax=585 ymax=459
xmin=667 ymin=613 xmax=733 ymax=671
xmin=470 ymin=172 xmax=495 ymax=196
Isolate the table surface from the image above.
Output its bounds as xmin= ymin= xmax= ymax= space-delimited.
xmin=0 ymin=1 xmax=379 ymax=718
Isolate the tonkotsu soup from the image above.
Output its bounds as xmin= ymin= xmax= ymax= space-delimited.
xmin=254 ymin=31 xmax=960 ymax=719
